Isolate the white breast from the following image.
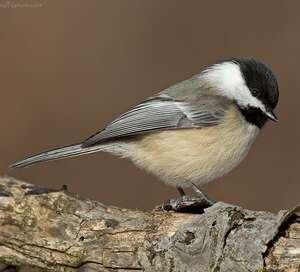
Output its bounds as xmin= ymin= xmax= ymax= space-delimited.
xmin=103 ymin=106 xmax=259 ymax=188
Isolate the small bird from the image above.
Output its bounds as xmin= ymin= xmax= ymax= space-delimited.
xmin=11 ymin=58 xmax=279 ymax=210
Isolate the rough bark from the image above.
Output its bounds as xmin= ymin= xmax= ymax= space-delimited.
xmin=0 ymin=177 xmax=299 ymax=272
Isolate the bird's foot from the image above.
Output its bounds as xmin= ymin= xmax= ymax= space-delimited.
xmin=157 ymin=195 xmax=214 ymax=213
xmin=190 ymin=183 xmax=216 ymax=206
xmin=155 ymin=184 xmax=216 ymax=213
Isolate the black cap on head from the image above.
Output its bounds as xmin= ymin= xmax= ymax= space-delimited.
xmin=231 ymin=58 xmax=279 ymax=111
xmin=214 ymin=58 xmax=279 ymax=128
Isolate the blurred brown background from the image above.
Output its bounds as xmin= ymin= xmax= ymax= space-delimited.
xmin=0 ymin=1 xmax=298 ymax=212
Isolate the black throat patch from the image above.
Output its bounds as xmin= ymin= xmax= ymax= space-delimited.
xmin=239 ymin=106 xmax=268 ymax=128
xmin=222 ymin=58 xmax=279 ymax=128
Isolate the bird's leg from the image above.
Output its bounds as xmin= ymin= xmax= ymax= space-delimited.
xmin=177 ymin=186 xmax=186 ymax=197
xmin=156 ymin=185 xmax=215 ymax=213
xmin=191 ymin=183 xmax=216 ymax=206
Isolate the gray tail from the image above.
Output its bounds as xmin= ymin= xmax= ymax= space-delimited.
xmin=10 ymin=143 xmax=105 ymax=168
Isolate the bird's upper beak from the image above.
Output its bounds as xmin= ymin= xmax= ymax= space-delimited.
xmin=265 ymin=110 xmax=278 ymax=122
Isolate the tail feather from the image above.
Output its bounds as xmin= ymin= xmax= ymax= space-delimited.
xmin=10 ymin=143 xmax=105 ymax=168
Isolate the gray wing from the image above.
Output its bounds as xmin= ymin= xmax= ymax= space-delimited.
xmin=82 ymin=93 xmax=229 ymax=147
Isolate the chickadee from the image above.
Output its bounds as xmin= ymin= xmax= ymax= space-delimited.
xmin=11 ymin=58 xmax=279 ymax=208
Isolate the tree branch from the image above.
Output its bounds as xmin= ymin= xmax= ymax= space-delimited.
xmin=0 ymin=177 xmax=299 ymax=271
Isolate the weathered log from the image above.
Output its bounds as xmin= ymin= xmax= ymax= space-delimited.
xmin=0 ymin=177 xmax=299 ymax=272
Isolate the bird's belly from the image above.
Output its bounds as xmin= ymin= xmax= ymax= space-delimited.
xmin=114 ymin=116 xmax=259 ymax=187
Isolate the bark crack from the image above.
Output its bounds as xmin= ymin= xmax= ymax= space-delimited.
xmin=0 ymin=177 xmax=299 ymax=272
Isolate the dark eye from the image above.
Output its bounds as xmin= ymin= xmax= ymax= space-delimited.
xmin=251 ymin=88 xmax=259 ymax=96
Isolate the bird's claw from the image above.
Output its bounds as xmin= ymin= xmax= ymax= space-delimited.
xmin=156 ymin=195 xmax=215 ymax=213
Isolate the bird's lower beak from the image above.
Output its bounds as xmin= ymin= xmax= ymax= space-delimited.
xmin=265 ymin=110 xmax=278 ymax=122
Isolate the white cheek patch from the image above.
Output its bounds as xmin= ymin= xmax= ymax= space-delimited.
xmin=200 ymin=61 xmax=267 ymax=113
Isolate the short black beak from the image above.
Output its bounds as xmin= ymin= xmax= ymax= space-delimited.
xmin=265 ymin=110 xmax=278 ymax=122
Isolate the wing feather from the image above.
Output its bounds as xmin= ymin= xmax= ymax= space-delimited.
xmin=82 ymin=94 xmax=229 ymax=147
